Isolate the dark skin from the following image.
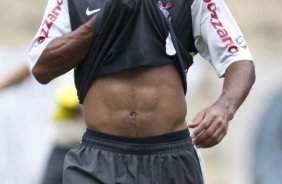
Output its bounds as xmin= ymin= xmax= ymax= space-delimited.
xmin=189 ymin=60 xmax=255 ymax=148
xmin=32 ymin=16 xmax=97 ymax=84
xmin=32 ymin=14 xmax=255 ymax=148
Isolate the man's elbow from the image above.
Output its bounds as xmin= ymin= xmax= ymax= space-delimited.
xmin=31 ymin=65 xmax=51 ymax=84
xmin=249 ymin=61 xmax=256 ymax=86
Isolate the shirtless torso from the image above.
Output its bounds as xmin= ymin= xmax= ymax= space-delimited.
xmin=83 ymin=64 xmax=187 ymax=137
xmin=32 ymin=13 xmax=188 ymax=138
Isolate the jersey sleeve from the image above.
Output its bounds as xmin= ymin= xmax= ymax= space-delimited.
xmin=191 ymin=0 xmax=253 ymax=77
xmin=28 ymin=0 xmax=71 ymax=70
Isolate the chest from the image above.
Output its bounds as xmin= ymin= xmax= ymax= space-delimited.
xmin=68 ymin=0 xmax=194 ymax=28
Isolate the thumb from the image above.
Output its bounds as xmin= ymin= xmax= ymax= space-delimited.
xmin=188 ymin=111 xmax=205 ymax=128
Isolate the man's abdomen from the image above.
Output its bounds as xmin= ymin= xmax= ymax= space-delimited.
xmin=82 ymin=64 xmax=187 ymax=137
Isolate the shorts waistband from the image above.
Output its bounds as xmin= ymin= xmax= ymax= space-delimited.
xmin=82 ymin=129 xmax=193 ymax=154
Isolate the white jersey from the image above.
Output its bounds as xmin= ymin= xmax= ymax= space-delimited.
xmin=28 ymin=0 xmax=253 ymax=77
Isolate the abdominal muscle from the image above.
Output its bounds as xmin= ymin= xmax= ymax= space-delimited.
xmin=82 ymin=64 xmax=187 ymax=137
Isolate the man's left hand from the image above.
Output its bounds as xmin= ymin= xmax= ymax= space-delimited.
xmin=188 ymin=101 xmax=232 ymax=148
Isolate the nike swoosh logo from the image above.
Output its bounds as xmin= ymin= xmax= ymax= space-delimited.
xmin=86 ymin=7 xmax=100 ymax=16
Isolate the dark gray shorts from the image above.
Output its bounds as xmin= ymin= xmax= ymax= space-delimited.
xmin=63 ymin=129 xmax=203 ymax=184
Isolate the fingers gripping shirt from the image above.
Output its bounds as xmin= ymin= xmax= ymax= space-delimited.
xmin=28 ymin=0 xmax=253 ymax=98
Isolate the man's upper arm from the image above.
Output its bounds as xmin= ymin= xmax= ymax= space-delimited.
xmin=28 ymin=0 xmax=71 ymax=70
xmin=191 ymin=0 xmax=253 ymax=77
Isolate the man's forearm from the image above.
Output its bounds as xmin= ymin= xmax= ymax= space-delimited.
xmin=32 ymin=16 xmax=96 ymax=84
xmin=218 ymin=60 xmax=256 ymax=120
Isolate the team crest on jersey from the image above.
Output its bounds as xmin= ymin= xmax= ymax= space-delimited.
xmin=156 ymin=0 xmax=173 ymax=21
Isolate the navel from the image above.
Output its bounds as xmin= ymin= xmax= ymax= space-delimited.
xmin=129 ymin=111 xmax=137 ymax=118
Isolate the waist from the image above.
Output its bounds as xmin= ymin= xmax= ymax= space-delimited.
xmin=82 ymin=128 xmax=192 ymax=154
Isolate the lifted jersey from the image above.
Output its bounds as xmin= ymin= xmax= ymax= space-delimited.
xmin=28 ymin=0 xmax=253 ymax=103
xmin=68 ymin=0 xmax=195 ymax=103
